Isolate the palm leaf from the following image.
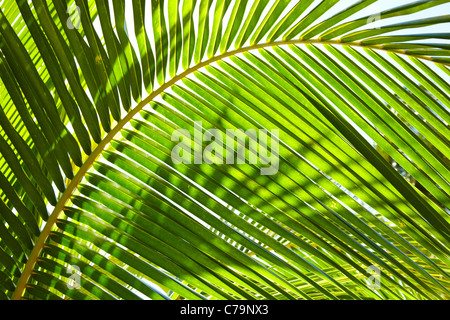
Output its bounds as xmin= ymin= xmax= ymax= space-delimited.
xmin=0 ymin=0 xmax=449 ymax=300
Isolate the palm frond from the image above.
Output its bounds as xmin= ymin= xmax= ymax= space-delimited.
xmin=0 ymin=0 xmax=449 ymax=300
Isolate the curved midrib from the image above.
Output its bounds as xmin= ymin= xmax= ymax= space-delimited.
xmin=10 ymin=39 xmax=439 ymax=299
